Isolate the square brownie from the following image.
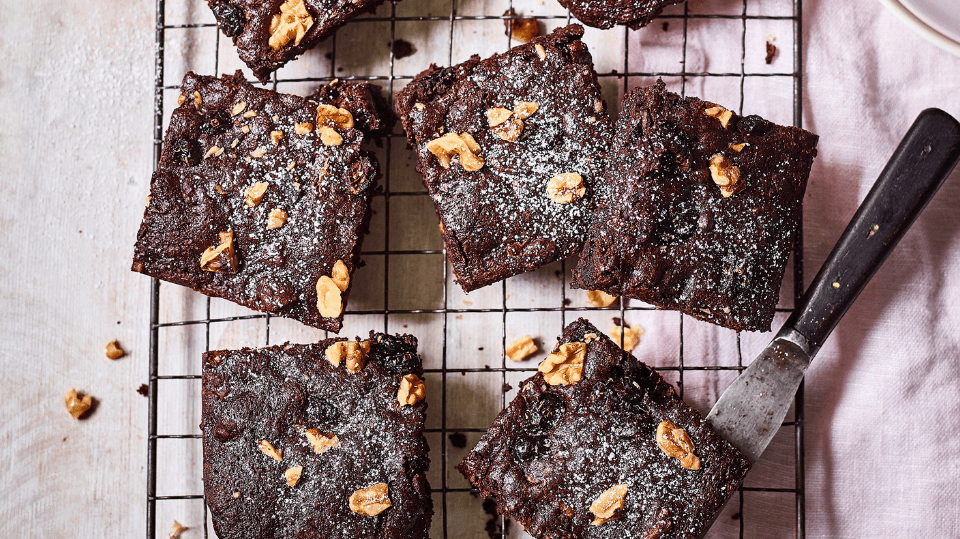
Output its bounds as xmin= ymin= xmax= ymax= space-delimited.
xmin=458 ymin=318 xmax=750 ymax=539
xmin=202 ymin=333 xmax=432 ymax=538
xmin=207 ymin=0 xmax=390 ymax=83
xmin=559 ymin=0 xmax=684 ymax=30
xmin=394 ymin=25 xmax=612 ymax=292
xmin=132 ymin=71 xmax=378 ymax=332
xmin=309 ymin=79 xmax=395 ymax=140
xmin=573 ymin=81 xmax=818 ymax=332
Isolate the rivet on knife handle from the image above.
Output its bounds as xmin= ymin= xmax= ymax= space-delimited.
xmin=786 ymin=108 xmax=960 ymax=348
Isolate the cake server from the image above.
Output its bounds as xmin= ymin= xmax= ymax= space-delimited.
xmin=701 ymin=108 xmax=960 ymax=528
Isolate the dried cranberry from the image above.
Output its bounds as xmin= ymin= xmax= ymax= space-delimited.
xmin=171 ymin=138 xmax=200 ymax=167
xmin=526 ymin=392 xmax=565 ymax=431
xmin=309 ymin=396 xmax=341 ymax=426
xmin=370 ymin=333 xmax=420 ymax=375
xmin=212 ymin=1 xmax=246 ymax=38
xmin=738 ymin=115 xmax=771 ymax=136
xmin=200 ymin=110 xmax=232 ymax=136
xmin=512 ymin=433 xmax=551 ymax=462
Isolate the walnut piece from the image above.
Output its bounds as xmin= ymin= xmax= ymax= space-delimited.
xmin=245 ymin=182 xmax=269 ymax=207
xmin=609 ymin=323 xmax=644 ymax=352
xmin=317 ymin=104 xmax=355 ymax=130
xmin=583 ymin=333 xmax=599 ymax=343
xmin=730 ymin=143 xmax=746 ymax=152
xmin=64 ymin=389 xmax=93 ymax=419
xmin=590 ymin=484 xmax=629 ymax=526
xmin=703 ymin=105 xmax=733 ymax=128
xmin=199 ymin=231 xmax=238 ymax=273
xmin=325 ymin=340 xmax=371 ymax=372
xmin=504 ymin=10 xmax=540 ymax=43
xmin=535 ymin=43 xmax=546 ymax=60
xmin=538 ymin=342 xmax=586 ymax=386
xmin=295 ymin=122 xmax=313 ymax=134
xmin=330 ymin=259 xmax=349 ymax=292
xmin=270 ymin=130 xmax=284 ymax=145
xmin=316 ymin=276 xmax=343 ymax=318
xmin=585 ymin=290 xmax=617 ymax=308
xmin=105 ymin=340 xmax=124 ymax=360
xmin=506 ymin=335 xmax=538 ymax=362
xmin=258 ymin=439 xmax=283 ymax=461
xmin=284 ymin=466 xmax=303 ymax=487
xmin=305 ymin=429 xmax=339 ymax=453
xmin=168 ymin=520 xmax=187 ymax=539
xmin=486 ymin=107 xmax=513 ymax=127
xmin=318 ymin=125 xmax=343 ymax=146
xmin=547 ymin=173 xmax=585 ymax=204
xmin=426 ymin=132 xmax=484 ymax=171
xmin=656 ymin=420 xmax=701 ymax=470
xmin=487 ymin=102 xmax=539 ymax=142
xmin=269 ymin=0 xmax=314 ymax=51
xmin=513 ymin=101 xmax=539 ymax=119
xmin=397 ymin=374 xmax=426 ymax=406
xmin=267 ymin=208 xmax=288 ymax=229
xmin=231 ymin=101 xmax=247 ymax=116
xmin=709 ymin=153 xmax=742 ymax=198
xmin=349 ymin=483 xmax=392 ymax=516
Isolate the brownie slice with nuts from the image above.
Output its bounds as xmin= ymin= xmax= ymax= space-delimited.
xmin=573 ymin=80 xmax=818 ymax=332
xmin=202 ymin=332 xmax=432 ymax=539
xmin=309 ymin=79 xmax=395 ymax=140
xmin=208 ymin=0 xmax=392 ymax=83
xmin=394 ymin=25 xmax=612 ymax=292
xmin=558 ymin=0 xmax=684 ymax=30
xmin=131 ymin=71 xmax=378 ymax=332
xmin=458 ymin=318 xmax=750 ymax=539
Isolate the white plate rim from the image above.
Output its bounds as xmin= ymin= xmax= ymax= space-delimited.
xmin=878 ymin=0 xmax=960 ymax=57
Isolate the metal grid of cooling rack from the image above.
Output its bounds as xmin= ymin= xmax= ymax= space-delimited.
xmin=146 ymin=0 xmax=807 ymax=536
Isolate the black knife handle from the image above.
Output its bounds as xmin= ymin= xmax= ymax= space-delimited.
xmin=785 ymin=109 xmax=960 ymax=348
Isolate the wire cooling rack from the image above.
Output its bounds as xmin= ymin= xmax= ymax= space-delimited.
xmin=147 ymin=0 xmax=807 ymax=537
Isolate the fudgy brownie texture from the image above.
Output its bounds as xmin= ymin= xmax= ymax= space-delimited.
xmin=310 ymin=79 xmax=395 ymax=139
xmin=394 ymin=25 xmax=612 ymax=292
xmin=458 ymin=318 xmax=750 ymax=539
xmin=558 ymin=0 xmax=684 ymax=30
xmin=202 ymin=333 xmax=432 ymax=539
xmin=573 ymin=81 xmax=818 ymax=332
xmin=132 ymin=71 xmax=377 ymax=332
xmin=208 ymin=0 xmax=391 ymax=83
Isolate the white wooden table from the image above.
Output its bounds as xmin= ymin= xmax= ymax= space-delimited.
xmin=2 ymin=0 xmax=960 ymax=537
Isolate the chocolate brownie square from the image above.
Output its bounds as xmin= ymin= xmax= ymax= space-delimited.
xmin=310 ymin=79 xmax=395 ymax=140
xmin=394 ymin=25 xmax=612 ymax=292
xmin=132 ymin=71 xmax=378 ymax=332
xmin=458 ymin=318 xmax=750 ymax=539
xmin=573 ymin=81 xmax=818 ymax=332
xmin=559 ymin=0 xmax=684 ymax=30
xmin=208 ymin=0 xmax=390 ymax=83
xmin=202 ymin=333 xmax=432 ymax=538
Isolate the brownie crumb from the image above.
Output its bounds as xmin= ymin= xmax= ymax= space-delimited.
xmin=391 ymin=39 xmax=416 ymax=60
xmin=478 ymin=347 xmax=484 ymax=351
xmin=137 ymin=384 xmax=149 ymax=397
xmin=449 ymin=432 xmax=467 ymax=448
xmin=483 ymin=365 xmax=491 ymax=370
xmin=502 ymin=382 xmax=513 ymax=393
xmin=612 ymin=316 xmax=623 ymax=327
xmin=562 ymin=298 xmax=572 ymax=307
xmin=765 ymin=39 xmax=778 ymax=64
xmin=731 ymin=511 xmax=741 ymax=520
xmin=482 ymin=499 xmax=504 ymax=539
xmin=662 ymin=21 xmax=669 ymax=32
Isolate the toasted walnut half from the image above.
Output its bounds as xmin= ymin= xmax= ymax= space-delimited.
xmin=709 ymin=153 xmax=742 ymax=198
xmin=318 ymin=126 xmax=342 ymax=146
xmin=350 ymin=483 xmax=392 ymax=516
xmin=538 ymin=342 xmax=586 ymax=386
xmin=585 ymin=290 xmax=617 ymax=308
xmin=317 ymin=104 xmax=355 ymax=130
xmin=316 ymin=276 xmax=343 ymax=318
xmin=258 ymin=439 xmax=283 ymax=462
xmin=506 ymin=335 xmax=538 ymax=362
xmin=65 ymin=389 xmax=93 ymax=419
xmin=245 ymin=182 xmax=269 ymax=207
xmin=426 ymin=132 xmax=484 ymax=171
xmin=703 ymin=105 xmax=734 ymax=128
xmin=325 ymin=340 xmax=371 ymax=372
xmin=305 ymin=429 xmax=339 ymax=453
xmin=487 ymin=102 xmax=539 ymax=142
xmin=330 ymin=260 xmax=349 ymax=292
xmin=590 ymin=484 xmax=629 ymax=525
xmin=200 ymin=231 xmax=238 ymax=273
xmin=547 ymin=173 xmax=585 ymax=204
xmin=285 ymin=466 xmax=303 ymax=487
xmin=105 ymin=340 xmax=124 ymax=360
xmin=267 ymin=208 xmax=288 ymax=229
xmin=397 ymin=374 xmax=426 ymax=406
xmin=656 ymin=420 xmax=701 ymax=470
xmin=609 ymin=323 xmax=644 ymax=352
xmin=268 ymin=0 xmax=314 ymax=51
